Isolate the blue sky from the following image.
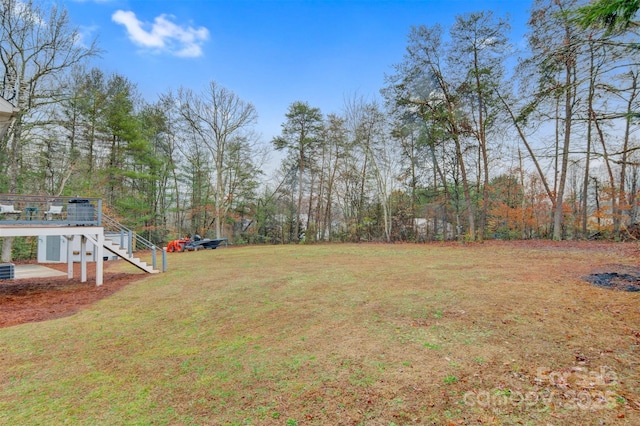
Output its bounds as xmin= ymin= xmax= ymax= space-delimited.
xmin=66 ymin=0 xmax=532 ymax=147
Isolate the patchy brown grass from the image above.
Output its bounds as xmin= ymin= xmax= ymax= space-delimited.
xmin=0 ymin=241 xmax=639 ymax=425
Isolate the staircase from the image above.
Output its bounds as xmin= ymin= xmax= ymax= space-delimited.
xmin=102 ymin=239 xmax=160 ymax=274
xmin=101 ymin=215 xmax=164 ymax=274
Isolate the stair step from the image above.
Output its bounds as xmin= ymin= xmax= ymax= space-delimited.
xmin=101 ymin=214 xmax=164 ymax=274
xmin=103 ymin=243 xmax=159 ymax=274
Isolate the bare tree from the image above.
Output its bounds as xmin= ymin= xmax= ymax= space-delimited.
xmin=0 ymin=0 xmax=99 ymax=190
xmin=522 ymin=0 xmax=583 ymax=240
xmin=316 ymin=113 xmax=348 ymax=240
xmin=176 ymin=82 xmax=258 ymax=239
xmin=345 ymin=97 xmax=398 ymax=242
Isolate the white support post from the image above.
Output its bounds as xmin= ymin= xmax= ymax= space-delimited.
xmin=66 ymin=235 xmax=74 ymax=279
xmin=80 ymin=235 xmax=87 ymax=283
xmin=95 ymin=232 xmax=104 ymax=286
xmin=83 ymin=229 xmax=104 ymax=287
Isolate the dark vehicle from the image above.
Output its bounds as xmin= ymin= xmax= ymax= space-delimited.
xmin=183 ymin=235 xmax=228 ymax=251
xmin=166 ymin=235 xmax=228 ymax=252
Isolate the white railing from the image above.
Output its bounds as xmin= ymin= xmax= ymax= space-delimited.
xmin=101 ymin=214 xmax=166 ymax=272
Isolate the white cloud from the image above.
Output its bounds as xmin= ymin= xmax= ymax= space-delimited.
xmin=11 ymin=1 xmax=45 ymax=26
xmin=112 ymin=10 xmax=209 ymax=58
xmin=75 ymin=24 xmax=99 ymax=48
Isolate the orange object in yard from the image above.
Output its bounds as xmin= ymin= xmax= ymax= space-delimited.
xmin=166 ymin=238 xmax=190 ymax=252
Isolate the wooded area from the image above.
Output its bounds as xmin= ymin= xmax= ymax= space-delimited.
xmin=1 ymin=0 xmax=638 ymax=248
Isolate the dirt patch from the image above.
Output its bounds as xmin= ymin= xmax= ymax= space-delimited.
xmin=584 ymin=263 xmax=640 ymax=292
xmin=585 ymin=272 xmax=640 ymax=292
xmin=0 ymin=261 xmax=143 ymax=328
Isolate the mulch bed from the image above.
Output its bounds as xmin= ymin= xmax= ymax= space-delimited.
xmin=0 ymin=261 xmax=142 ymax=328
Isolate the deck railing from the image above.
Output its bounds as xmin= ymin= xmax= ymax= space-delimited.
xmin=0 ymin=194 xmax=102 ymax=225
xmin=102 ymin=214 xmax=167 ymax=272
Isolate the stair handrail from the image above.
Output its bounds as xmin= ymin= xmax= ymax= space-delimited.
xmin=101 ymin=214 xmax=166 ymax=272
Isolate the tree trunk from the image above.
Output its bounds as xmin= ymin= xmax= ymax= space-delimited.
xmin=618 ymin=72 xmax=638 ymax=235
xmin=552 ymin=63 xmax=573 ymax=241
xmin=454 ymin=134 xmax=475 ymax=240
xmin=1 ymin=113 xmax=21 ymax=262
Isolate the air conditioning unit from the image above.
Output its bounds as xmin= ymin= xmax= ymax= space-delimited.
xmin=0 ymin=263 xmax=15 ymax=280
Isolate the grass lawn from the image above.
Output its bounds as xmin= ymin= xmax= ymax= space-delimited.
xmin=0 ymin=241 xmax=639 ymax=425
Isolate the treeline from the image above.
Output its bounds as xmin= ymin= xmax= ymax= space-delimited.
xmin=1 ymin=0 xmax=638 ymax=246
